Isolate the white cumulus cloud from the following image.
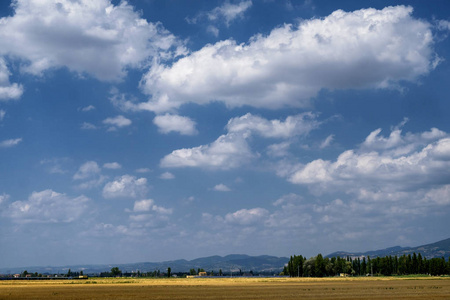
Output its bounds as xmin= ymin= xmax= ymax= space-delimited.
xmin=73 ymin=161 xmax=106 ymax=189
xmin=286 ymin=127 xmax=450 ymax=198
xmin=0 ymin=0 xmax=181 ymax=81
xmin=226 ymin=112 xmax=320 ymax=138
xmin=140 ymin=6 xmax=436 ymax=112
xmin=161 ymin=113 xmax=320 ymax=169
xmin=103 ymin=115 xmax=132 ymax=129
xmin=207 ymin=0 xmax=253 ymax=26
xmin=161 ymin=132 xmax=254 ymax=169
xmin=213 ymin=183 xmax=231 ymax=192
xmin=5 ymin=190 xmax=89 ymax=223
xmin=187 ymin=0 xmax=252 ymax=27
xmin=73 ymin=161 xmax=101 ymax=180
xmin=224 ymin=208 xmax=268 ymax=225
xmin=153 ymin=114 xmax=198 ymax=135
xmin=103 ymin=175 xmax=148 ymax=199
xmin=103 ymin=162 xmax=122 ymax=169
xmin=0 ymin=58 xmax=23 ymax=101
xmin=131 ymin=199 xmax=172 ymax=214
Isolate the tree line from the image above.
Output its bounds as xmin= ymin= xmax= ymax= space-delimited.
xmin=284 ymin=253 xmax=450 ymax=277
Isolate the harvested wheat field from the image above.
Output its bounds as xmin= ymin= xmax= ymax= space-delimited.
xmin=1 ymin=277 xmax=450 ymax=299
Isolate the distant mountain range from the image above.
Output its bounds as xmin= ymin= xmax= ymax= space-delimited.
xmin=2 ymin=237 xmax=449 ymax=275
xmin=0 ymin=254 xmax=289 ymax=275
xmin=326 ymin=237 xmax=450 ymax=260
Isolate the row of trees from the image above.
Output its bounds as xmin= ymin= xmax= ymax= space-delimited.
xmin=284 ymin=253 xmax=450 ymax=277
xmin=101 ymin=267 xmax=241 ymax=278
xmin=16 ymin=270 xmax=84 ymax=278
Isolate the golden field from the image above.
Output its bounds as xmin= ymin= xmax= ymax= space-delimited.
xmin=1 ymin=276 xmax=449 ymax=299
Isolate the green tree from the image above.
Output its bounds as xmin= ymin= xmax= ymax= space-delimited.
xmin=417 ymin=253 xmax=424 ymax=274
xmin=361 ymin=257 xmax=367 ymax=276
xmin=393 ymin=256 xmax=399 ymax=275
xmin=219 ymin=269 xmax=223 ymax=276
xmin=111 ymin=267 xmax=121 ymax=277
xmin=303 ymin=257 xmax=315 ymax=277
xmin=412 ymin=253 xmax=418 ymax=274
xmin=167 ymin=267 xmax=171 ymax=277
xmin=313 ymin=255 xmax=323 ymax=277
xmin=367 ymin=256 xmax=373 ymax=275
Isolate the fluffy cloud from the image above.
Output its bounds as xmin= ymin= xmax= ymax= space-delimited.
xmin=199 ymin=186 xmax=449 ymax=256
xmin=224 ymin=208 xmax=268 ymax=225
xmin=206 ymin=0 xmax=252 ymax=26
xmin=80 ymin=122 xmax=97 ymax=130
xmin=131 ymin=199 xmax=172 ymax=214
xmin=0 ymin=110 xmax=5 ymax=121
xmin=226 ymin=112 xmax=320 ymax=138
xmin=73 ymin=161 xmax=101 ymax=180
xmin=161 ymin=132 xmax=254 ymax=169
xmin=207 ymin=25 xmax=219 ymax=37
xmin=132 ymin=199 xmax=154 ymax=212
xmin=124 ymin=199 xmax=173 ymax=230
xmin=5 ymin=190 xmax=89 ymax=223
xmin=319 ymin=135 xmax=334 ymax=149
xmin=187 ymin=0 xmax=252 ymax=27
xmin=0 ymin=138 xmax=22 ymax=148
xmin=161 ymin=113 xmax=320 ymax=169
xmin=286 ymin=127 xmax=450 ymax=201
xmin=140 ymin=6 xmax=436 ymax=112
xmin=153 ymin=114 xmax=198 ymax=135
xmin=213 ymin=183 xmax=231 ymax=192
xmin=0 ymin=0 xmax=181 ymax=81
xmin=361 ymin=123 xmax=446 ymax=156
xmin=73 ymin=161 xmax=106 ymax=189
xmin=0 ymin=58 xmax=23 ymax=101
xmin=103 ymin=162 xmax=122 ymax=169
xmin=103 ymin=115 xmax=132 ymax=129
xmin=80 ymin=105 xmax=95 ymax=112
xmin=103 ymin=175 xmax=148 ymax=199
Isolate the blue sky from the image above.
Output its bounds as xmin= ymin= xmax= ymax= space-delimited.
xmin=1 ymin=0 xmax=450 ymax=268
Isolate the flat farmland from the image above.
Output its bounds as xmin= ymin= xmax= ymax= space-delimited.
xmin=1 ymin=277 xmax=449 ymax=299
